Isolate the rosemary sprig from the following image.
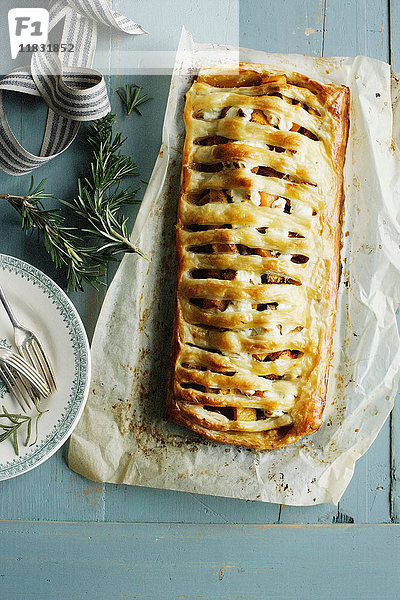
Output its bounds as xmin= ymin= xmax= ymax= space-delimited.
xmin=116 ymin=84 xmax=152 ymax=116
xmin=1 ymin=180 xmax=101 ymax=291
xmin=62 ymin=114 xmax=149 ymax=263
xmin=1 ymin=113 xmax=148 ymax=291
xmin=0 ymin=404 xmax=48 ymax=455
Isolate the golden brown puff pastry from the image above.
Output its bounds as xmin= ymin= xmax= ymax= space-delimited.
xmin=166 ymin=63 xmax=349 ymax=450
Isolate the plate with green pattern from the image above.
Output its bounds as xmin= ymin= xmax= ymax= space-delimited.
xmin=0 ymin=254 xmax=91 ymax=480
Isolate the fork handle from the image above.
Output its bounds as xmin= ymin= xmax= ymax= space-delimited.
xmin=0 ymin=283 xmax=20 ymax=329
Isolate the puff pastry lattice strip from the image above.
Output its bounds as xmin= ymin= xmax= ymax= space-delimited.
xmin=167 ymin=63 xmax=349 ymax=450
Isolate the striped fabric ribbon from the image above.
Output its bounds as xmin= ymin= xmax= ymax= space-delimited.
xmin=0 ymin=0 xmax=146 ymax=175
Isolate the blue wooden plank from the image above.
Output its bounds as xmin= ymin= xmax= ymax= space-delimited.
xmin=323 ymin=0 xmax=390 ymax=60
xmin=280 ymin=421 xmax=390 ymax=525
xmin=104 ymin=484 xmax=281 ymax=524
xmin=111 ymin=0 xmax=240 ymax=56
xmin=239 ymin=0 xmax=323 ymax=56
xmin=338 ymin=422 xmax=391 ymax=524
xmin=0 ymin=2 xmax=115 ymax=522
xmin=323 ymin=0 xmax=391 ymax=525
xmin=0 ymin=450 xmax=105 ymax=522
xmin=1 ymin=521 xmax=400 ymax=599
xmin=278 ymin=0 xmax=393 ymax=526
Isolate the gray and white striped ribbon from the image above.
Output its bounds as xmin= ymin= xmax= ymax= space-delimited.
xmin=0 ymin=0 xmax=146 ymax=175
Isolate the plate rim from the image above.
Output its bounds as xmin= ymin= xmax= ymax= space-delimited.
xmin=0 ymin=253 xmax=91 ymax=481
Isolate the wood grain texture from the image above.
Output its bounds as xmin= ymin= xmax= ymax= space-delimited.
xmin=2 ymin=521 xmax=400 ymax=599
xmin=240 ymin=0 xmax=324 ymax=56
xmin=0 ymin=0 xmax=397 ymax=530
xmin=323 ymin=0 xmax=389 ymax=60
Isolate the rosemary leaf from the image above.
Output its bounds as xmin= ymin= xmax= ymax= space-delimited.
xmin=13 ymin=428 xmax=19 ymax=455
xmin=25 ymin=415 xmax=32 ymax=446
xmin=32 ymin=409 xmax=48 ymax=446
xmin=117 ymin=84 xmax=152 ymax=116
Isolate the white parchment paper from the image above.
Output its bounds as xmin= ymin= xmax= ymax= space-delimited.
xmin=68 ymin=28 xmax=400 ymax=505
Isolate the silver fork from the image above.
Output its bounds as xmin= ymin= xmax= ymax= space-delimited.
xmin=0 ymin=283 xmax=56 ymax=393
xmin=0 ymin=346 xmax=49 ymax=412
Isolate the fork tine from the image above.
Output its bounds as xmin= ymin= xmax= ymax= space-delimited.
xmin=22 ymin=344 xmax=50 ymax=396
xmin=0 ymin=364 xmax=28 ymax=412
xmin=31 ymin=338 xmax=56 ymax=392
xmin=19 ymin=345 xmax=43 ymax=399
xmin=19 ymin=345 xmax=31 ymax=367
xmin=6 ymin=352 xmax=49 ymax=397
xmin=18 ymin=346 xmax=41 ymax=400
xmin=11 ymin=349 xmax=49 ymax=396
xmin=12 ymin=371 xmax=33 ymax=411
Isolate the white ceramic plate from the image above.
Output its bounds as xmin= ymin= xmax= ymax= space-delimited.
xmin=0 ymin=254 xmax=91 ymax=480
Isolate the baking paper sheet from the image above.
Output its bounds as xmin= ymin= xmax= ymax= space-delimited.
xmin=68 ymin=28 xmax=400 ymax=505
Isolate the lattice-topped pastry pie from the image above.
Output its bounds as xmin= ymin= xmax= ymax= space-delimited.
xmin=166 ymin=63 xmax=349 ymax=450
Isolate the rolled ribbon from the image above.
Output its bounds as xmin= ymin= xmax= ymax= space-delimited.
xmin=0 ymin=0 xmax=146 ymax=175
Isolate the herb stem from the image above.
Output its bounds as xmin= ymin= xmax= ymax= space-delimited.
xmin=0 ymin=193 xmax=29 ymax=201
xmin=109 ymin=228 xmax=149 ymax=260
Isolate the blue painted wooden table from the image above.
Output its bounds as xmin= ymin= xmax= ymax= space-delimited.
xmin=1 ymin=1 xmax=400 ymax=598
